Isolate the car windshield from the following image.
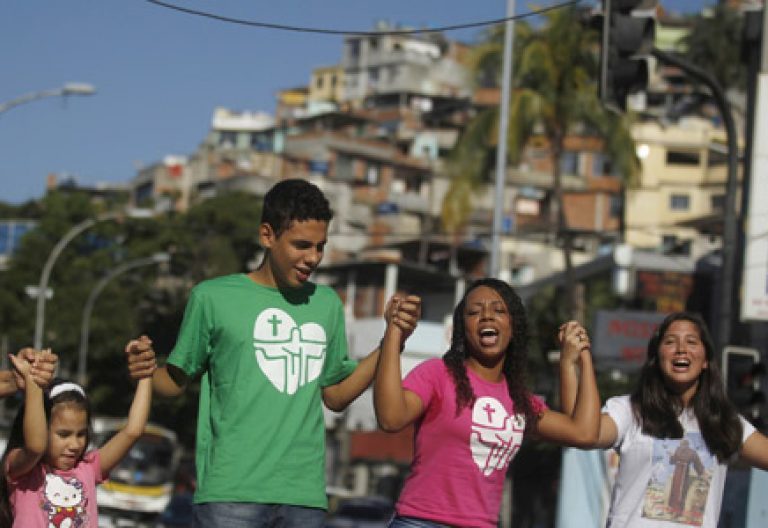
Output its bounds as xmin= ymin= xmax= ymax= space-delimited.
xmin=94 ymin=432 xmax=175 ymax=486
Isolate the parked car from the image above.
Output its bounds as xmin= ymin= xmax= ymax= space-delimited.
xmin=325 ymin=496 xmax=394 ymax=528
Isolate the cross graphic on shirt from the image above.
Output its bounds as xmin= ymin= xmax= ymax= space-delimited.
xmin=483 ymin=402 xmax=496 ymax=423
xmin=268 ymin=314 xmax=283 ymax=337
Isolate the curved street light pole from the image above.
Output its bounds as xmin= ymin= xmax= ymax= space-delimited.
xmin=78 ymin=253 xmax=170 ymax=386
xmin=34 ymin=211 xmax=121 ymax=349
xmin=0 ymin=83 xmax=96 ymax=115
xmin=33 ymin=208 xmax=153 ymax=350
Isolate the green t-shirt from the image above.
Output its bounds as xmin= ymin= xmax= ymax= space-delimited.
xmin=167 ymin=274 xmax=357 ymax=508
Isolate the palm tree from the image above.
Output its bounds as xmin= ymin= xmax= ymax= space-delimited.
xmin=681 ymin=5 xmax=745 ymax=97
xmin=442 ymin=6 xmax=638 ymax=318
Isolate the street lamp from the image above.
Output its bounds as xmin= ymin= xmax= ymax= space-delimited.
xmin=32 ymin=208 xmax=153 ymax=350
xmin=78 ymin=252 xmax=170 ymax=386
xmin=0 ymin=82 xmax=96 ymax=115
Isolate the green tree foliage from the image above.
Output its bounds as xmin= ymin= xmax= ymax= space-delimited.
xmin=0 ymin=190 xmax=263 ymax=448
xmin=681 ymin=5 xmax=745 ymax=95
xmin=443 ymin=6 xmax=638 ymax=317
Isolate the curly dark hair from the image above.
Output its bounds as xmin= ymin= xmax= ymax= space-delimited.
xmin=442 ymin=278 xmax=537 ymax=427
xmin=260 ymin=178 xmax=333 ymax=237
xmin=0 ymin=380 xmax=92 ymax=528
xmin=630 ymin=312 xmax=742 ymax=462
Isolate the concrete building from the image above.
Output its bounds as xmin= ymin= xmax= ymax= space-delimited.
xmin=340 ymin=22 xmax=472 ymax=107
xmin=626 ymin=117 xmax=731 ymax=260
xmin=309 ymin=65 xmax=345 ymax=105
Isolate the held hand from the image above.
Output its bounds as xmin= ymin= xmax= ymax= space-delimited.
xmin=26 ymin=348 xmax=58 ymax=388
xmin=558 ymin=321 xmax=591 ymax=366
xmin=391 ymin=295 xmax=421 ymax=343
xmin=13 ymin=348 xmax=55 ymax=390
xmin=125 ymin=335 xmax=157 ymax=381
xmin=8 ymin=352 xmax=34 ymax=390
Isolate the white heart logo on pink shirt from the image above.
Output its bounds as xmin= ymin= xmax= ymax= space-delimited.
xmin=469 ymin=397 xmax=525 ymax=476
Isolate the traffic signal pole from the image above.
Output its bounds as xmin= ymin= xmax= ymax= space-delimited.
xmin=650 ymin=48 xmax=739 ymax=356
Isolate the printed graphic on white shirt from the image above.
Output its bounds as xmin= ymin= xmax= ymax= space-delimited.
xmin=253 ymin=308 xmax=326 ymax=394
xmin=469 ymin=397 xmax=525 ymax=476
xmin=641 ymin=432 xmax=715 ymax=526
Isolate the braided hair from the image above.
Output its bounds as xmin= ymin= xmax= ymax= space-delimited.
xmin=442 ymin=278 xmax=537 ymax=427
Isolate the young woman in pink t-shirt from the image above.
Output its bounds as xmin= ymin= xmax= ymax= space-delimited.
xmin=374 ymin=278 xmax=600 ymax=528
xmin=0 ymin=336 xmax=156 ymax=527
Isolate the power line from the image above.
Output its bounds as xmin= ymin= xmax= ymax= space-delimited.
xmin=145 ymin=0 xmax=582 ymax=36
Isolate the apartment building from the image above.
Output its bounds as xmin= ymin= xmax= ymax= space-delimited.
xmin=626 ymin=117 xmax=730 ymax=260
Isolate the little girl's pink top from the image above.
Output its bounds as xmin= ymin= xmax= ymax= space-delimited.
xmin=8 ymin=450 xmax=105 ymax=527
xmin=396 ymin=358 xmax=546 ymax=528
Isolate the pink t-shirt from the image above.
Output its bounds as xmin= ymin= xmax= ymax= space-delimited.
xmin=8 ymin=450 xmax=105 ymax=528
xmin=397 ymin=358 xmax=546 ymax=528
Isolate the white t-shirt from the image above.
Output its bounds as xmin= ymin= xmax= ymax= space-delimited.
xmin=603 ymin=395 xmax=755 ymax=528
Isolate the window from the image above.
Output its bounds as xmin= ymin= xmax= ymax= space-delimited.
xmin=219 ymin=131 xmax=237 ymax=147
xmin=592 ymin=153 xmax=614 ymax=176
xmin=708 ymin=150 xmax=727 ymax=167
xmin=369 ymin=67 xmax=379 ymax=84
xmin=711 ymin=194 xmax=724 ymax=211
xmin=662 ymin=235 xmax=677 ymax=252
xmin=666 ymin=150 xmax=700 ymax=166
xmin=316 ymin=76 xmax=323 ymax=89
xmin=348 ymin=39 xmax=360 ymax=60
xmin=670 ymin=194 xmax=690 ymax=211
xmin=609 ymin=195 xmax=622 ymax=218
xmin=250 ymin=133 xmax=272 ymax=152
xmin=366 ymin=163 xmax=380 ymax=185
xmin=560 ymin=151 xmax=579 ymax=176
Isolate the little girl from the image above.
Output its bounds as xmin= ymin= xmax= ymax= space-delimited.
xmin=374 ymin=278 xmax=600 ymax=527
xmin=0 ymin=336 xmax=155 ymax=527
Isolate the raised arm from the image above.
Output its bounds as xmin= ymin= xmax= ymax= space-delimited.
xmin=0 ymin=348 xmax=58 ymax=397
xmin=5 ymin=352 xmax=47 ymax=480
xmin=322 ymin=295 xmax=421 ymax=412
xmin=99 ymin=336 xmax=156 ymax=474
xmin=126 ymin=334 xmax=188 ymax=398
xmin=98 ymin=378 xmax=152 ymax=475
xmin=372 ymin=298 xmax=424 ymax=432
xmin=739 ymin=430 xmax=768 ymax=471
xmin=0 ymin=370 xmax=17 ymax=398
xmin=533 ymin=321 xmax=600 ymax=448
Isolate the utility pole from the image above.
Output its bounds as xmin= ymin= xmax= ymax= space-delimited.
xmin=650 ymin=48 xmax=739 ymax=354
xmin=491 ymin=0 xmax=516 ymax=279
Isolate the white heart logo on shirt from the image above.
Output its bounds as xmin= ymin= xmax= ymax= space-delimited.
xmin=253 ymin=308 xmax=326 ymax=394
xmin=469 ymin=397 xmax=525 ymax=476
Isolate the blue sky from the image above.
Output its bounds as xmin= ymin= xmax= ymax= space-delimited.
xmin=1 ymin=0 xmax=707 ymax=204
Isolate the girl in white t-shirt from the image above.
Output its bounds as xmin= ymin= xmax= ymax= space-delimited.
xmin=575 ymin=312 xmax=768 ymax=528
xmin=374 ymin=278 xmax=601 ymax=528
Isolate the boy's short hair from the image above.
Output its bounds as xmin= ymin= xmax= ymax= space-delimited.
xmin=261 ymin=178 xmax=333 ymax=237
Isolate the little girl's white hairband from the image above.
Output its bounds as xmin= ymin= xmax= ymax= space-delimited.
xmin=49 ymin=382 xmax=86 ymax=399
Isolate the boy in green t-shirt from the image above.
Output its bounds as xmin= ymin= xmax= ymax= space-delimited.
xmin=128 ymin=178 xmax=421 ymax=528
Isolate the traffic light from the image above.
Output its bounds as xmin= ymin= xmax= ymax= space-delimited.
xmin=723 ymin=346 xmax=766 ymax=430
xmin=598 ymin=0 xmax=658 ymax=111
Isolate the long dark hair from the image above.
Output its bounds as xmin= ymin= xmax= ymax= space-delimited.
xmin=630 ymin=312 xmax=742 ymax=462
xmin=0 ymin=380 xmax=92 ymax=528
xmin=442 ymin=278 xmax=537 ymax=427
